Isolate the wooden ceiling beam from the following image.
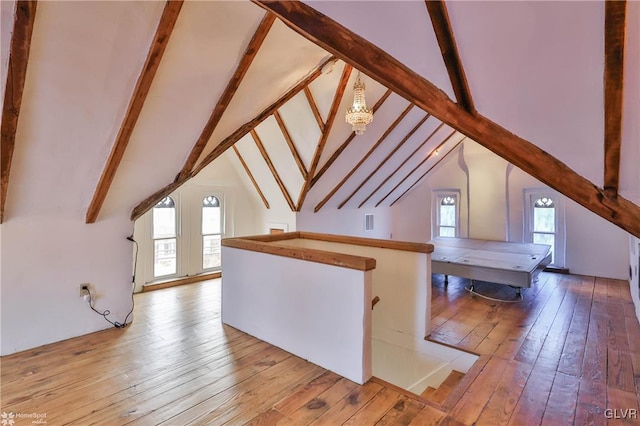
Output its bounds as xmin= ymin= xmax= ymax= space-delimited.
xmin=425 ymin=0 xmax=475 ymax=113
xmin=375 ymin=130 xmax=457 ymax=207
xmin=251 ymin=129 xmax=296 ymax=211
xmin=296 ymin=63 xmax=352 ymax=211
xmin=178 ymin=12 xmax=276 ymax=181
xmin=304 ymin=86 xmax=325 ymax=132
xmin=130 ymin=179 xmax=184 ymax=222
xmin=85 ymin=0 xmax=183 ymax=223
xmin=603 ymin=0 xmax=626 ymax=198
xmin=1 ymin=0 xmax=37 ymax=224
xmin=390 ymin=139 xmax=465 ymax=207
xmin=274 ymin=110 xmax=307 ymax=178
xmin=256 ymin=0 xmax=640 ymax=238
xmin=315 ymin=103 xmax=414 ymax=212
xmin=357 ymin=122 xmax=446 ymax=209
xmin=349 ymin=113 xmax=430 ymax=209
xmin=332 ymin=104 xmax=418 ymax=209
xmin=310 ymin=89 xmax=391 ymax=188
xmin=131 ymin=56 xmax=333 ymax=221
xmin=232 ymin=145 xmax=270 ymax=209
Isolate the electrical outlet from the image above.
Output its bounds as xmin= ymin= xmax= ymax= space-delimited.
xmin=80 ymin=283 xmax=90 ymax=297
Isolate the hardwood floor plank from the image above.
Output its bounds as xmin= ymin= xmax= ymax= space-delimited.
xmin=6 ymin=331 xmax=258 ymax=413
xmin=583 ymin=307 xmax=608 ymax=384
xmin=146 ymin=355 xmax=309 ymax=425
xmin=606 ymin=386 xmax=640 ymax=426
xmin=274 ymin=370 xmax=343 ymax=415
xmin=308 ymin=380 xmax=383 ymax=425
xmin=342 ymin=387 xmax=402 ymax=425
xmin=49 ymin=339 xmax=270 ymax=423
xmin=2 ymin=273 xmax=638 ymax=426
xmin=440 ymin=355 xmax=490 ymax=411
xmin=448 ymin=356 xmax=510 ymax=423
xmin=243 ymin=408 xmax=286 ymax=426
xmin=575 ymin=378 xmax=607 ymax=426
xmin=277 ymin=378 xmax=360 ymax=425
xmin=191 ymin=363 xmax=326 ymax=425
xmin=475 ymin=359 xmax=533 ymax=425
xmin=607 ymin=300 xmax=636 ymax=392
xmin=513 ymin=278 xmax=570 ymax=366
xmin=374 ymin=396 xmax=425 ymax=426
xmin=556 ymin=278 xmax=594 ymax=376
xmin=407 ymin=404 xmax=448 ymax=426
xmin=540 ymin=371 xmax=580 ymax=425
xmin=507 ymin=363 xmax=555 ymax=425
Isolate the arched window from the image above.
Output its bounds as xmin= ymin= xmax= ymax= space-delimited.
xmin=202 ymin=195 xmax=222 ymax=270
xmin=435 ymin=193 xmax=458 ymax=237
xmin=532 ymin=197 xmax=556 ymax=262
xmin=152 ymin=196 xmax=177 ymax=277
xmin=525 ymin=190 xmax=565 ymax=267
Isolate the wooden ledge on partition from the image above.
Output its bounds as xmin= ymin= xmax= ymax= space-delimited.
xmin=142 ymin=271 xmax=221 ymax=292
xmin=222 ymin=231 xmax=433 ymax=272
xmin=297 ymin=231 xmax=433 ymax=254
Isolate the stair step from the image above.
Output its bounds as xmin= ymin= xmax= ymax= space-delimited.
xmin=420 ymin=386 xmax=437 ymax=399
xmin=426 ymin=370 xmax=465 ymax=404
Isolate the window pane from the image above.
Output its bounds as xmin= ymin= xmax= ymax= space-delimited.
xmin=154 ymin=238 xmax=176 ymax=277
xmin=153 ymin=206 xmax=176 ymax=239
xmin=534 ymin=206 xmax=555 ymax=232
xmin=439 ymin=226 xmax=455 ymax=237
xmin=533 ymin=233 xmax=555 ymax=263
xmin=440 ymin=204 xmax=456 ymax=227
xmin=202 ymin=203 xmax=221 ymax=235
xmin=203 ymin=235 xmax=221 ymax=269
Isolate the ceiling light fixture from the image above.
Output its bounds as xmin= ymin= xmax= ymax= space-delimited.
xmin=345 ymin=72 xmax=373 ymax=135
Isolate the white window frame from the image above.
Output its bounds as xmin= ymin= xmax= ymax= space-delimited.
xmin=432 ymin=189 xmax=461 ymax=238
xmin=201 ymin=194 xmax=224 ymax=272
xmin=151 ymin=195 xmax=180 ymax=279
xmin=523 ymin=188 xmax=566 ymax=267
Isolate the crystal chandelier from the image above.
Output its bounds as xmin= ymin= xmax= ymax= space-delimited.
xmin=345 ymin=72 xmax=373 ymax=135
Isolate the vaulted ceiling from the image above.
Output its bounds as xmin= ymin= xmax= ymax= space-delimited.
xmin=1 ymin=1 xmax=639 ymax=237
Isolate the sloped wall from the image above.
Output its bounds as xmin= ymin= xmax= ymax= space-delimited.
xmin=391 ymin=140 xmax=629 ymax=280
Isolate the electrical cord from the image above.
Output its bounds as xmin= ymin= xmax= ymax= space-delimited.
xmin=84 ymin=236 xmax=138 ymax=328
xmin=465 ymin=281 xmax=523 ymax=303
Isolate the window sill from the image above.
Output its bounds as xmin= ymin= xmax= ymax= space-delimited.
xmin=142 ymin=271 xmax=221 ymax=292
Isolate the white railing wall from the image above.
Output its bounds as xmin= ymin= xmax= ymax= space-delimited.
xmin=221 ymin=232 xmax=432 ymax=384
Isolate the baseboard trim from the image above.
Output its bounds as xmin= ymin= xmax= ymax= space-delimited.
xmin=142 ymin=271 xmax=221 ymax=292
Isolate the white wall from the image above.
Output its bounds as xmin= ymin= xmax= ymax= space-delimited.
xmin=222 ymin=246 xmax=372 ymax=384
xmin=278 ymin=238 xmax=431 ymax=340
xmin=297 ymin=207 xmax=393 ymax=240
xmin=391 ymin=140 xmax=629 ymax=280
xmin=391 ymin=144 xmax=469 ymax=243
xmin=465 ymin=143 xmax=509 ymax=240
xmin=629 ymin=236 xmax=640 ymax=324
xmin=1 ymin=216 xmax=134 ymax=355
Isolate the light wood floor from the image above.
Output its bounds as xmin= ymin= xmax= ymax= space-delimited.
xmin=1 ymin=273 xmax=639 ymax=425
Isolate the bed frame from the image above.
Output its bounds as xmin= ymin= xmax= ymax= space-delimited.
xmin=428 ymin=237 xmax=552 ymax=296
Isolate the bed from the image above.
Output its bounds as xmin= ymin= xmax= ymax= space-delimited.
xmin=428 ymin=237 xmax=552 ymax=297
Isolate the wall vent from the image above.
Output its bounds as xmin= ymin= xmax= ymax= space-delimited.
xmin=364 ymin=214 xmax=374 ymax=232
